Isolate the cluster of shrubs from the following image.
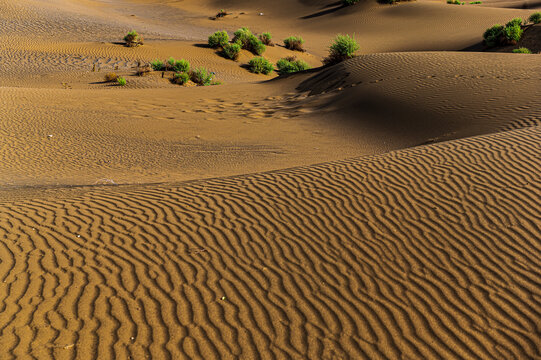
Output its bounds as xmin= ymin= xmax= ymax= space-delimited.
xmin=512 ymin=47 xmax=532 ymax=53
xmin=208 ymin=27 xmax=268 ymax=59
xmin=104 ymin=72 xmax=127 ymax=86
xmin=124 ymin=31 xmax=143 ymax=47
xmin=447 ymin=0 xmax=464 ymax=4
xmin=143 ymin=57 xmax=218 ymax=86
xmin=483 ymin=13 xmax=540 ymax=48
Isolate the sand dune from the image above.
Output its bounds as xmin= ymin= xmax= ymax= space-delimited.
xmin=1 ymin=0 xmax=540 ymax=358
xmin=1 ymin=126 xmax=540 ymax=359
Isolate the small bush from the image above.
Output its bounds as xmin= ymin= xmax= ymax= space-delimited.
xmin=249 ymin=36 xmax=266 ymax=55
xmin=135 ymin=65 xmax=152 ymax=76
xmin=506 ymin=18 xmax=524 ymax=27
xmin=190 ymin=67 xmax=213 ymax=86
xmin=284 ymin=36 xmax=305 ymax=51
xmin=447 ymin=0 xmax=464 ymax=4
xmin=483 ymin=25 xmax=504 ymax=47
xmin=150 ymin=59 xmax=165 ymax=71
xmin=512 ymin=47 xmax=532 ymax=53
xmin=117 ymin=77 xmax=127 ymax=86
xmin=232 ymin=27 xmax=253 ymax=48
xmin=248 ymin=57 xmax=273 ymax=75
xmin=172 ymin=59 xmax=190 ymax=73
xmin=503 ymin=24 xmax=523 ymax=43
xmin=529 ymin=12 xmax=541 ymax=24
xmin=124 ymin=30 xmax=143 ymax=47
xmin=469 ymin=1 xmax=482 ymax=4
xmin=208 ymin=31 xmax=229 ymax=48
xmin=104 ymin=72 xmax=118 ymax=82
xmin=259 ymin=32 xmax=274 ymax=46
xmin=324 ymin=34 xmax=360 ymax=65
xmin=223 ymin=43 xmax=241 ymax=60
xmin=276 ymin=58 xmax=311 ymax=74
xmin=343 ymin=0 xmax=360 ymax=4
xmin=172 ymin=72 xmax=190 ymax=85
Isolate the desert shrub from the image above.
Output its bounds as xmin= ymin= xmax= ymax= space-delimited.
xmin=343 ymin=0 xmax=360 ymax=4
xmin=284 ymin=36 xmax=305 ymax=51
xmin=324 ymin=34 xmax=360 ymax=65
xmin=232 ymin=27 xmax=253 ymax=48
xmin=503 ymin=23 xmax=523 ymax=43
xmin=483 ymin=25 xmax=504 ymax=47
xmin=447 ymin=0 xmax=464 ymax=4
xmin=529 ymin=12 xmax=541 ymax=24
xmin=190 ymin=67 xmax=213 ymax=86
xmin=469 ymin=1 xmax=482 ymax=4
xmin=211 ymin=80 xmax=223 ymax=85
xmin=222 ymin=43 xmax=241 ymax=60
xmin=248 ymin=57 xmax=273 ymax=75
xmin=172 ymin=59 xmax=190 ymax=73
xmin=150 ymin=59 xmax=165 ymax=71
xmin=506 ymin=18 xmax=524 ymax=27
xmin=512 ymin=47 xmax=532 ymax=53
xmin=276 ymin=58 xmax=311 ymax=74
xmin=172 ymin=72 xmax=190 ymax=85
xmin=249 ymin=36 xmax=266 ymax=55
xmin=117 ymin=77 xmax=127 ymax=86
xmin=208 ymin=31 xmax=229 ymax=48
xmin=104 ymin=72 xmax=118 ymax=82
xmin=124 ymin=30 xmax=143 ymax=47
xmin=259 ymin=32 xmax=274 ymax=46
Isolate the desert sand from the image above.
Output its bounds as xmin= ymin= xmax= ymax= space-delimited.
xmin=0 ymin=0 xmax=540 ymax=359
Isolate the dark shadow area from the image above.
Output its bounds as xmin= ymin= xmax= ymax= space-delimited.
xmin=193 ymin=43 xmax=212 ymax=48
xmin=301 ymin=3 xmax=347 ymax=19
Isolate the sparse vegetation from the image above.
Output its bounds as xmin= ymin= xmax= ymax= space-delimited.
xmin=190 ymin=67 xmax=213 ymax=86
xmin=172 ymin=72 xmax=190 ymax=85
xmin=324 ymin=34 xmax=360 ymax=65
xmin=117 ymin=77 xmax=127 ymax=86
xmin=150 ymin=59 xmax=165 ymax=71
xmin=232 ymin=27 xmax=266 ymax=55
xmin=248 ymin=57 xmax=274 ymax=75
xmin=284 ymin=36 xmax=305 ymax=51
xmin=529 ymin=12 xmax=541 ymax=24
xmin=469 ymin=1 xmax=482 ymax=4
xmin=447 ymin=0 xmax=465 ymax=4
xmin=276 ymin=57 xmax=311 ymax=74
xmin=135 ymin=64 xmax=152 ymax=76
xmin=124 ymin=30 xmax=143 ymax=47
xmin=104 ymin=72 xmax=118 ymax=82
xmin=259 ymin=32 xmax=274 ymax=46
xmin=483 ymin=18 xmax=525 ymax=47
xmin=343 ymin=0 xmax=360 ymax=4
xmin=223 ymin=43 xmax=241 ymax=60
xmin=170 ymin=58 xmax=190 ymax=73
xmin=512 ymin=47 xmax=531 ymax=53
xmin=208 ymin=31 xmax=229 ymax=49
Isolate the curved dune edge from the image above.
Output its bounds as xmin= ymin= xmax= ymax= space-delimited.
xmin=0 ymin=126 xmax=540 ymax=359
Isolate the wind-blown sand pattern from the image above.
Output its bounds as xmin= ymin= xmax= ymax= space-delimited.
xmin=1 ymin=127 xmax=540 ymax=359
xmin=1 ymin=0 xmax=540 ymax=358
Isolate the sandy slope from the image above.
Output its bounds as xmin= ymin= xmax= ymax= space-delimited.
xmin=1 ymin=0 xmax=541 ymax=358
xmin=0 ymin=126 xmax=540 ymax=359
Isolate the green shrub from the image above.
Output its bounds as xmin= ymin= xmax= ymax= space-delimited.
xmin=248 ymin=57 xmax=274 ymax=75
xmin=324 ymin=34 xmax=360 ymax=65
xmin=172 ymin=72 xmax=190 ymax=85
xmin=173 ymin=59 xmax=190 ymax=73
xmin=503 ymin=24 xmax=523 ymax=43
xmin=117 ymin=77 xmax=127 ymax=86
xmin=124 ymin=30 xmax=143 ymax=47
xmin=512 ymin=47 xmax=532 ymax=53
xmin=276 ymin=58 xmax=311 ymax=74
xmin=447 ymin=0 xmax=464 ymax=4
xmin=506 ymin=18 xmax=524 ymax=27
xmin=343 ymin=0 xmax=360 ymax=4
xmin=284 ymin=36 xmax=305 ymax=51
xmin=249 ymin=36 xmax=266 ymax=55
xmin=483 ymin=25 xmax=504 ymax=47
xmin=469 ymin=1 xmax=482 ymax=4
xmin=190 ymin=67 xmax=213 ymax=86
xmin=150 ymin=59 xmax=165 ymax=71
xmin=259 ymin=32 xmax=274 ymax=46
xmin=222 ymin=43 xmax=241 ymax=60
xmin=232 ymin=27 xmax=253 ymax=48
xmin=208 ymin=31 xmax=229 ymax=48
xmin=529 ymin=12 xmax=541 ymax=24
